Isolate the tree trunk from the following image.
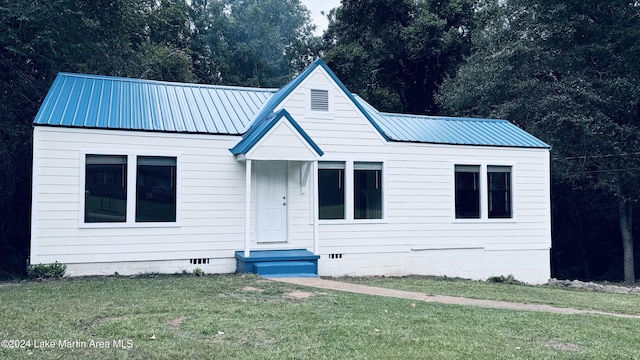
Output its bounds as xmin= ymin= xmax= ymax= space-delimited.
xmin=618 ymin=199 xmax=635 ymax=283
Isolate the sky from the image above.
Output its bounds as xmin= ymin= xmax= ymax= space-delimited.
xmin=300 ymin=0 xmax=341 ymax=35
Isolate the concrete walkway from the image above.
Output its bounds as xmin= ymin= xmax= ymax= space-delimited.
xmin=273 ymin=277 xmax=640 ymax=319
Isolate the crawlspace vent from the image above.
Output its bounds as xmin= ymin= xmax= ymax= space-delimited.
xmin=190 ymin=258 xmax=210 ymax=265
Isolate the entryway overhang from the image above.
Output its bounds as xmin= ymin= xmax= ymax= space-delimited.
xmin=230 ymin=108 xmax=324 ymax=161
xmin=230 ymin=109 xmax=323 ymax=259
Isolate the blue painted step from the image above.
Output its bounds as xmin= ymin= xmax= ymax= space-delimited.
xmin=254 ymin=261 xmax=316 ymax=276
xmin=235 ymin=249 xmax=320 ymax=278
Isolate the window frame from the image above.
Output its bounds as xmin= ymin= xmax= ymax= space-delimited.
xmin=136 ymin=156 xmax=178 ymax=223
xmin=353 ymin=162 xmax=383 ymax=220
xmin=454 ymin=165 xmax=481 ymax=219
xmin=79 ymin=150 xmax=181 ymax=228
xmin=487 ymin=165 xmax=513 ymax=219
xmin=318 ymin=161 xmax=346 ymax=220
xmin=318 ymin=160 xmax=386 ymax=224
xmin=84 ymin=154 xmax=128 ymax=223
xmin=451 ymin=162 xmax=516 ymax=223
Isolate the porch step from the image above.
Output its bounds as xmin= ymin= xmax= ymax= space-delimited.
xmin=253 ymin=261 xmax=317 ymax=278
xmin=235 ymin=249 xmax=320 ymax=278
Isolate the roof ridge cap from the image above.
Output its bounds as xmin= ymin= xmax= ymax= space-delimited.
xmin=382 ymin=112 xmax=508 ymax=122
xmin=56 ymin=72 xmax=278 ymax=92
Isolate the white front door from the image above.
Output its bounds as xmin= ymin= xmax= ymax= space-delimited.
xmin=255 ymin=161 xmax=288 ymax=243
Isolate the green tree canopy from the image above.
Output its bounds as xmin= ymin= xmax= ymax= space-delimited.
xmin=323 ymin=0 xmax=475 ymax=114
xmin=190 ymin=0 xmax=317 ymax=87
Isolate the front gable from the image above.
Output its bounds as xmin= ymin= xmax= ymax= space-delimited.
xmin=230 ymin=109 xmax=323 ymax=161
xmin=259 ymin=60 xmax=391 ymax=146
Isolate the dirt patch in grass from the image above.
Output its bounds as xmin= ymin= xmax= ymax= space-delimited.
xmin=168 ymin=317 xmax=184 ymax=329
xmin=285 ymin=290 xmax=315 ymax=299
xmin=242 ymin=286 xmax=264 ymax=292
xmin=543 ymin=340 xmax=582 ymax=352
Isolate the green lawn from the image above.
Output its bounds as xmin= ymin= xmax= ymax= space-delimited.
xmin=0 ymin=274 xmax=639 ymax=359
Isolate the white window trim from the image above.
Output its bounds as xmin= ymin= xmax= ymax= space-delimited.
xmin=451 ymin=161 xmax=517 ymax=223
xmin=79 ymin=150 xmax=182 ymax=229
xmin=305 ymin=83 xmax=335 ymax=119
xmin=318 ymin=159 xmax=387 ymax=224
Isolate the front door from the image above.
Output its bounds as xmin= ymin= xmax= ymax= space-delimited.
xmin=255 ymin=161 xmax=288 ymax=243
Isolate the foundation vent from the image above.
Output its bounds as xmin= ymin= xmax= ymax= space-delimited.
xmin=328 ymin=254 xmax=343 ymax=259
xmin=190 ymin=258 xmax=210 ymax=265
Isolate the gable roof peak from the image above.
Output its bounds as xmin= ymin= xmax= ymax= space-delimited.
xmin=247 ymin=58 xmax=391 ymax=141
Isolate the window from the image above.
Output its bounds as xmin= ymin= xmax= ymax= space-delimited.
xmin=455 ymin=165 xmax=480 ymax=219
xmin=318 ymin=162 xmax=345 ymax=220
xmin=136 ymin=156 xmax=177 ymax=222
xmin=85 ymin=155 xmax=127 ymax=223
xmin=354 ymin=162 xmax=382 ymax=219
xmin=488 ymin=166 xmax=512 ymax=218
xmin=84 ymin=154 xmax=177 ymax=225
xmin=310 ymin=89 xmax=329 ymax=112
xmin=317 ymin=161 xmax=385 ymax=222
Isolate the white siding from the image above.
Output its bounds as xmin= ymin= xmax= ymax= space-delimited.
xmin=278 ymin=66 xmax=552 ymax=283
xmin=31 ymin=126 xmax=249 ymax=267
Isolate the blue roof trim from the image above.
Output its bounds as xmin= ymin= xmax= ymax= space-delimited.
xmin=230 ymin=109 xmax=324 ymax=156
xmin=249 ymin=59 xmax=391 ymax=141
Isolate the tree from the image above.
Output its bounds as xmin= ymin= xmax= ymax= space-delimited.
xmin=190 ymin=0 xmax=317 ymax=87
xmin=136 ymin=0 xmax=194 ymax=82
xmin=0 ymin=0 xmax=195 ymax=277
xmin=323 ymin=0 xmax=475 ymax=114
xmin=439 ymin=0 xmax=640 ymax=282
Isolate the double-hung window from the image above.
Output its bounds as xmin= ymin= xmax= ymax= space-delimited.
xmin=354 ymin=162 xmax=383 ymax=219
xmin=136 ymin=156 xmax=177 ymax=222
xmin=454 ymin=165 xmax=480 ymax=219
xmin=84 ymin=154 xmax=177 ymax=225
xmin=454 ymin=164 xmax=513 ymax=220
xmin=318 ymin=162 xmax=345 ymax=220
xmin=85 ymin=155 xmax=128 ymax=223
xmin=318 ymin=161 xmax=384 ymax=221
xmin=487 ymin=166 xmax=512 ymax=218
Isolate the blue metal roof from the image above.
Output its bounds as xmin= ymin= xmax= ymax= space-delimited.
xmin=34 ymin=73 xmax=276 ymax=134
xmin=354 ymin=96 xmax=550 ymax=148
xmin=230 ymin=109 xmax=324 ymax=156
xmin=34 ymin=61 xmax=549 ymax=149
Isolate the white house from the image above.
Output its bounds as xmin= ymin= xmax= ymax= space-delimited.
xmin=30 ymin=59 xmax=552 ymax=283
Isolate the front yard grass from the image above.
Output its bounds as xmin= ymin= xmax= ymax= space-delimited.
xmin=0 ymin=274 xmax=638 ymax=359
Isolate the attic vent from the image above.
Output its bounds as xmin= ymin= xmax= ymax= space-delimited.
xmin=310 ymin=89 xmax=329 ymax=112
xmin=190 ymin=258 xmax=210 ymax=265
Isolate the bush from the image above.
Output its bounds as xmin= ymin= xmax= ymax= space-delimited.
xmin=486 ymin=274 xmax=522 ymax=285
xmin=27 ymin=262 xmax=67 ymax=279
